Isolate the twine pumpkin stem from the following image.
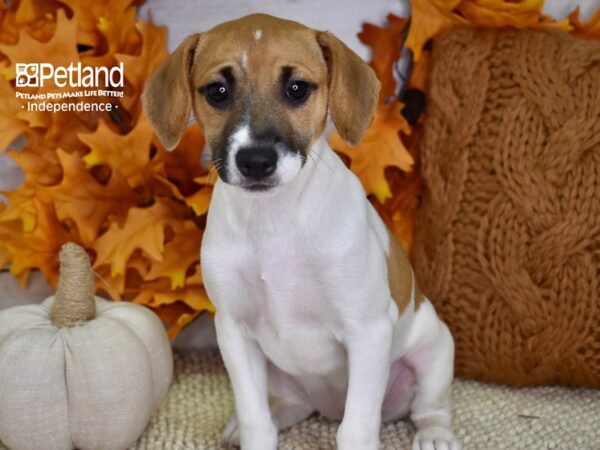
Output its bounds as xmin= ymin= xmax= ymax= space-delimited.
xmin=51 ymin=242 xmax=96 ymax=327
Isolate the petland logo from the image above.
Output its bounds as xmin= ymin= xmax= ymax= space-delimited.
xmin=14 ymin=62 xmax=124 ymax=113
xmin=16 ymin=62 xmax=124 ymax=88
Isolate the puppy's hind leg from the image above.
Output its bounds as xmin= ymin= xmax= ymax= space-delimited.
xmin=404 ymin=302 xmax=461 ymax=450
xmin=267 ymin=360 xmax=315 ymax=430
xmin=381 ymin=358 xmax=417 ymax=423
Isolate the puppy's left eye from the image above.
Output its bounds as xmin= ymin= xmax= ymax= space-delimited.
xmin=286 ymin=80 xmax=311 ymax=104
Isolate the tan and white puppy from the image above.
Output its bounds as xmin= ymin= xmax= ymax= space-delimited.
xmin=143 ymin=14 xmax=460 ymax=450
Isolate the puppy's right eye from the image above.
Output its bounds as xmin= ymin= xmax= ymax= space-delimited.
xmin=202 ymin=82 xmax=230 ymax=107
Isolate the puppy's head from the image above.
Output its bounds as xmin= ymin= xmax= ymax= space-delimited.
xmin=143 ymin=14 xmax=380 ymax=192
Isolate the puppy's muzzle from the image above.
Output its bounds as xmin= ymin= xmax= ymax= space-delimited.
xmin=236 ymin=146 xmax=278 ymax=184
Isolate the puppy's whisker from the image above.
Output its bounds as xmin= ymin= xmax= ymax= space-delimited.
xmin=204 ymin=160 xmax=224 ymax=187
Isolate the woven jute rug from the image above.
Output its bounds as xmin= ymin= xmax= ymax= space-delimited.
xmin=134 ymin=351 xmax=599 ymax=450
xmin=1 ymin=350 xmax=599 ymax=450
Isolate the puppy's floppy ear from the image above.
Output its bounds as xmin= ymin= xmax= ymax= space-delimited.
xmin=317 ymin=31 xmax=380 ymax=146
xmin=142 ymin=34 xmax=201 ymax=150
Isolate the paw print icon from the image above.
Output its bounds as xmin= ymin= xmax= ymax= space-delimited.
xmin=15 ymin=64 xmax=39 ymax=87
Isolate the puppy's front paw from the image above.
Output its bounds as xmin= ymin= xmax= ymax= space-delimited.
xmin=412 ymin=426 xmax=461 ymax=450
xmin=220 ymin=415 xmax=278 ymax=450
xmin=220 ymin=415 xmax=240 ymax=448
xmin=337 ymin=421 xmax=379 ymax=450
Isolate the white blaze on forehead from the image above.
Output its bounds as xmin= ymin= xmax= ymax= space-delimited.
xmin=254 ymin=29 xmax=262 ymax=40
xmin=241 ymin=51 xmax=248 ymax=69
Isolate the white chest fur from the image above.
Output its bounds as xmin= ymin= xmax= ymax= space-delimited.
xmin=201 ymin=138 xmax=395 ymax=377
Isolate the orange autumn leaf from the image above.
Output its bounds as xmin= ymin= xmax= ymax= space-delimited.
xmin=44 ymin=109 xmax=98 ymax=154
xmin=56 ymin=0 xmax=140 ymax=52
xmin=0 ymin=0 xmax=57 ymax=47
xmin=80 ymin=115 xmax=164 ymax=187
xmin=0 ymin=8 xmax=79 ymax=90
xmin=38 ymin=149 xmax=140 ymax=245
xmin=145 ymin=220 xmax=203 ymax=290
xmin=7 ymin=138 xmax=62 ymax=186
xmin=154 ymin=124 xmax=207 ymax=194
xmin=359 ymin=14 xmax=409 ymax=101
xmin=457 ymin=0 xmax=547 ymax=28
xmin=382 ymin=134 xmax=425 ymax=251
xmin=135 ymin=266 xmax=214 ymax=340
xmin=14 ymin=0 xmax=60 ymax=26
xmin=136 ymin=267 xmax=212 ymax=313
xmin=571 ymin=7 xmax=600 ymax=40
xmin=405 ymin=0 xmax=464 ymax=61
xmin=116 ymin=15 xmax=169 ymax=110
xmin=0 ymin=77 xmax=28 ymax=150
xmin=0 ymin=244 xmax=9 ymax=269
xmin=329 ymin=100 xmax=413 ymax=203
xmin=185 ymin=185 xmax=213 ymax=217
xmin=0 ymin=182 xmax=37 ymax=232
xmin=1 ymin=0 xmax=57 ymax=46
xmin=96 ymin=7 xmax=140 ymax=57
xmin=406 ymin=0 xmax=579 ymax=61
xmin=152 ymin=301 xmax=204 ymax=341
xmin=95 ymin=253 xmax=150 ymax=299
xmin=93 ymin=197 xmax=187 ymax=277
xmin=2 ymin=198 xmax=72 ymax=286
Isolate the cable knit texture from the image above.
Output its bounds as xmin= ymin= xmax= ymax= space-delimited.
xmin=412 ymin=28 xmax=600 ymax=387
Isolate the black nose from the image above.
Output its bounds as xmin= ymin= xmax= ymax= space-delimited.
xmin=235 ymin=147 xmax=278 ymax=180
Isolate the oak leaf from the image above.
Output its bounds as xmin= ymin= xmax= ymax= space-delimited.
xmin=154 ymin=124 xmax=207 ymax=195
xmin=14 ymin=0 xmax=59 ymax=26
xmin=456 ymin=0 xmax=570 ymax=29
xmin=144 ymin=220 xmax=203 ymax=290
xmin=56 ymin=0 xmax=139 ymax=53
xmin=405 ymin=0 xmax=463 ymax=61
xmin=152 ymin=301 xmax=204 ymax=341
xmin=185 ymin=185 xmax=213 ymax=217
xmin=359 ymin=15 xmax=409 ymax=102
xmin=0 ymin=77 xmax=27 ymax=151
xmin=2 ymin=198 xmax=72 ymax=286
xmin=329 ymin=100 xmax=413 ymax=203
xmin=0 ymin=182 xmax=37 ymax=232
xmin=571 ymin=7 xmax=600 ymax=40
xmin=137 ymin=266 xmax=209 ymax=310
xmin=39 ymin=149 xmax=140 ymax=245
xmin=406 ymin=0 xmax=577 ymax=61
xmin=94 ymin=253 xmax=150 ymax=299
xmin=0 ymin=0 xmax=57 ymax=45
xmin=135 ymin=266 xmax=214 ymax=339
xmin=0 ymin=9 xmax=79 ymax=94
xmin=92 ymin=197 xmax=188 ymax=277
xmin=116 ymin=16 xmax=169 ymax=110
xmin=7 ymin=135 xmax=62 ymax=186
xmin=80 ymin=115 xmax=164 ymax=187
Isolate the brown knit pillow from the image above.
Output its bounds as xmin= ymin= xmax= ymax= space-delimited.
xmin=412 ymin=28 xmax=600 ymax=387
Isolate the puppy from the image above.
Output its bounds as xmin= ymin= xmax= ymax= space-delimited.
xmin=143 ymin=14 xmax=460 ymax=450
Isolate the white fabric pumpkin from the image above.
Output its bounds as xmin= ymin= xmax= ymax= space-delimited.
xmin=0 ymin=243 xmax=173 ymax=450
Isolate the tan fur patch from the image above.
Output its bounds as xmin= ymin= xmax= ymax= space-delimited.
xmin=143 ymin=14 xmax=381 ymax=154
xmin=189 ymin=15 xmax=330 ymax=153
xmin=386 ymin=229 xmax=423 ymax=313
